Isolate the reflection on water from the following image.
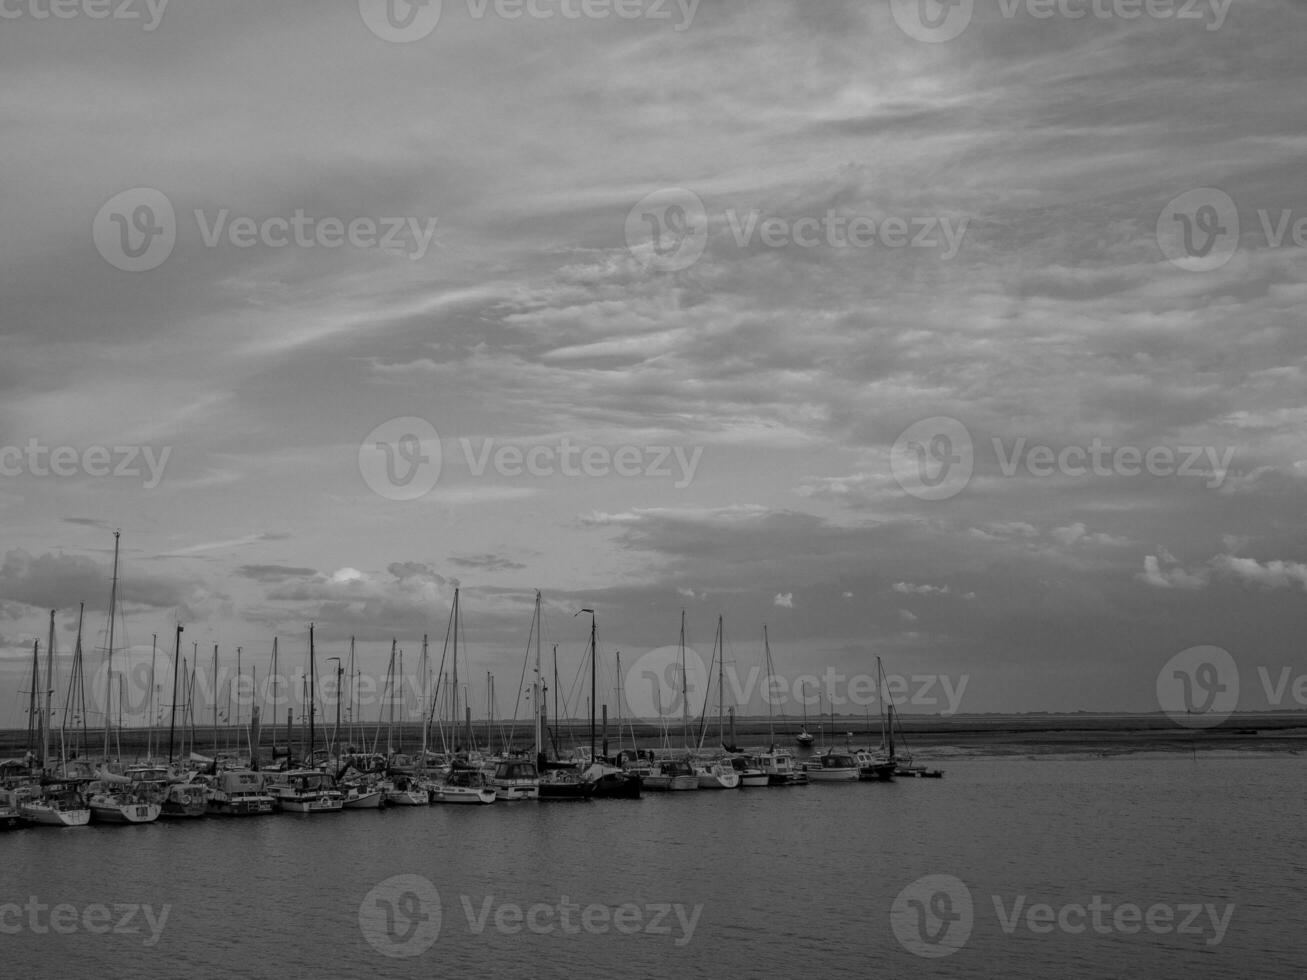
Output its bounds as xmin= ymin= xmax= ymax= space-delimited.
xmin=3 ymin=758 xmax=1304 ymax=979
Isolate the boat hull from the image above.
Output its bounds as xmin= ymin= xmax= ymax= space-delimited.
xmin=19 ymin=803 xmax=91 ymax=826
xmin=804 ymin=768 xmax=858 ymax=782
xmin=431 ymin=786 xmax=496 ymax=805
xmin=589 ymin=773 xmax=642 ymax=799
xmin=538 ymin=780 xmax=595 ymax=801
xmin=209 ymin=797 xmax=276 ymax=816
xmin=278 ymin=796 xmax=344 ymax=813
xmin=343 ymin=790 xmax=386 ymax=809
xmin=644 ymin=774 xmax=698 ymax=791
xmin=90 ymin=801 xmax=162 ymax=824
xmin=385 ymin=790 xmax=430 ymax=806
xmin=493 ymin=783 xmax=539 ymax=801
xmin=696 ymin=771 xmax=742 ymax=789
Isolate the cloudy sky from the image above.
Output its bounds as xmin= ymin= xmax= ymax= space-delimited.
xmin=1 ymin=0 xmax=1305 ymax=731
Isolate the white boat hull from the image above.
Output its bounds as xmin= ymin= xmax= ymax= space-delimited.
xmin=431 ymin=785 xmax=496 ymax=805
xmin=385 ymin=789 xmax=430 ymax=806
xmin=343 ymin=790 xmax=386 ymax=809
xmin=696 ymin=770 xmax=741 ymax=789
xmin=278 ymin=799 xmax=345 ymax=815
xmin=493 ymin=783 xmax=539 ymax=801
xmin=19 ymin=802 xmax=91 ymax=827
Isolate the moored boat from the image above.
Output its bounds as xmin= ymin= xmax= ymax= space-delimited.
xmin=431 ymin=765 xmax=497 ymax=805
xmin=16 ymin=781 xmax=91 ymax=827
xmin=491 ymin=758 xmax=540 ymax=801
xmin=803 ymin=750 xmax=860 ymax=782
xmin=643 ymin=758 xmax=698 ymax=791
xmin=728 ymin=755 xmax=770 ymax=787
xmin=694 ymin=759 xmax=741 ymax=789
xmin=757 ymin=749 xmax=808 ymax=785
xmin=206 ymin=769 xmax=275 ymax=816
xmin=88 ymin=776 xmax=162 ymax=824
xmin=264 ymin=770 xmax=345 ymax=813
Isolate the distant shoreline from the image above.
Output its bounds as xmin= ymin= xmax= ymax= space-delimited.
xmin=5 ymin=712 xmax=1304 ymax=761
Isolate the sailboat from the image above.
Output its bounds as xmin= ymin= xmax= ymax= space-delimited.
xmin=644 ymin=611 xmax=699 ymax=792
xmin=802 ymin=691 xmax=859 ymax=782
xmin=693 ymin=615 xmax=740 ymax=789
xmin=17 ymin=618 xmax=92 ymax=826
xmin=430 ymin=588 xmax=496 ymax=805
xmin=87 ymin=534 xmax=161 ymax=824
xmin=756 ymin=627 xmax=807 ymax=785
xmin=264 ymin=625 xmax=344 ymax=813
xmin=380 ymin=640 xmax=431 ymax=805
xmin=526 ymin=592 xmax=594 ymax=801
xmin=877 ymin=657 xmax=944 ymax=778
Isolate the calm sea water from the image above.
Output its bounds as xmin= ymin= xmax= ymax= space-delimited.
xmin=3 ymin=757 xmax=1303 ymax=979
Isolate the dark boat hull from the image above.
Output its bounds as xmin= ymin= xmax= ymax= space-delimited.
xmin=590 ymin=773 xmax=642 ymax=799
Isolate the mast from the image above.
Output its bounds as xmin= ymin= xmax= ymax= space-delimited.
xmin=763 ymin=626 xmax=774 ymax=745
xmin=308 ymin=623 xmax=317 ymax=767
xmin=717 ymin=614 xmax=725 ymax=747
xmin=420 ymin=634 xmax=429 ymax=766
xmin=532 ymin=591 xmax=544 ymax=771
xmin=146 ymin=633 xmax=157 ymax=760
xmin=271 ymin=637 xmax=280 ymax=758
xmin=43 ymin=610 xmax=55 ymax=769
xmin=579 ymin=607 xmax=596 ymax=760
xmin=26 ymin=639 xmax=39 ymax=764
xmin=103 ymin=529 xmax=120 ymax=761
xmin=451 ymin=587 xmax=460 ymax=751
xmin=62 ymin=604 xmax=89 ymax=769
xmin=212 ymin=644 xmax=219 ymax=759
xmin=679 ymin=609 xmax=688 ymax=749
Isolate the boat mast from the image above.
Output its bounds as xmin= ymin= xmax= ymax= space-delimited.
xmin=451 ymin=587 xmax=460 ymax=752
xmin=26 ymin=639 xmax=39 ymax=764
xmin=420 ymin=634 xmax=429 ymax=768
xmin=679 ymin=609 xmax=687 ymax=750
xmin=308 ymin=623 xmax=317 ymax=767
xmin=146 ymin=633 xmax=157 ymax=760
xmin=212 ymin=644 xmax=219 ymax=759
xmin=103 ymin=529 xmax=120 ymax=761
xmin=43 ymin=610 xmax=55 ymax=770
xmin=717 ymin=614 xmax=725 ymax=747
xmin=167 ymin=624 xmax=183 ymax=762
xmin=578 ymin=608 xmax=596 ymax=760
xmin=347 ymin=637 xmax=356 ymax=750
xmin=763 ymin=626 xmax=774 ymax=745
xmin=533 ymin=591 xmax=543 ymax=771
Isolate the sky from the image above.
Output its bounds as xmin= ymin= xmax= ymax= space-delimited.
xmin=1 ymin=0 xmax=1305 ymax=732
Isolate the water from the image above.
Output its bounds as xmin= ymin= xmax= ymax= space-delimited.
xmin=3 ymin=757 xmax=1303 ymax=979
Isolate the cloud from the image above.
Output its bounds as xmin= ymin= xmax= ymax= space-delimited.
xmin=1139 ymin=554 xmax=1208 ymax=591
xmin=1213 ymin=555 xmax=1307 ymax=592
xmin=893 ymin=582 xmax=950 ymax=596
xmin=236 ymin=564 xmax=318 ymax=582
xmin=773 ymin=593 xmax=794 ymax=608
xmin=449 ymin=554 xmax=527 ymax=573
